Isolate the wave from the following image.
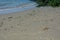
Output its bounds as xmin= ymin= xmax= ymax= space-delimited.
xmin=0 ymin=2 xmax=37 ymax=14
xmin=0 ymin=2 xmax=37 ymax=11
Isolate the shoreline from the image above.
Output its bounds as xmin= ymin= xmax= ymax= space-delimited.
xmin=0 ymin=2 xmax=37 ymax=14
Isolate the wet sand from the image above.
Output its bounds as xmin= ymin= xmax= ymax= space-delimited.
xmin=0 ymin=7 xmax=60 ymax=40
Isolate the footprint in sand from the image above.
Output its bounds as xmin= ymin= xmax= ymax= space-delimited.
xmin=8 ymin=16 xmax=13 ymax=21
xmin=11 ymin=26 xmax=13 ymax=28
xmin=0 ymin=22 xmax=3 ymax=27
xmin=8 ymin=16 xmax=13 ymax=19
xmin=4 ymin=28 xmax=8 ymax=31
xmin=43 ymin=27 xmax=49 ymax=31
xmin=50 ymin=19 xmax=54 ymax=22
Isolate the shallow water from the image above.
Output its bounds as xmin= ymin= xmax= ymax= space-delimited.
xmin=0 ymin=0 xmax=31 ymax=9
xmin=0 ymin=0 xmax=37 ymax=14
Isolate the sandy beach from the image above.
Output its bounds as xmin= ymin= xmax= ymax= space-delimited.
xmin=0 ymin=7 xmax=60 ymax=40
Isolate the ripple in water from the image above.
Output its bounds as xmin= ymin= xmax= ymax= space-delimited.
xmin=0 ymin=0 xmax=32 ymax=9
xmin=0 ymin=0 xmax=37 ymax=14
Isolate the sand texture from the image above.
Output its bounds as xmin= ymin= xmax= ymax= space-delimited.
xmin=0 ymin=7 xmax=60 ymax=40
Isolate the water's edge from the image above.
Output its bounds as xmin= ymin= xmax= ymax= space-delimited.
xmin=0 ymin=2 xmax=37 ymax=14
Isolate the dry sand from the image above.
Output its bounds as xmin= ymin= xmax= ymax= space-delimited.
xmin=0 ymin=7 xmax=60 ymax=40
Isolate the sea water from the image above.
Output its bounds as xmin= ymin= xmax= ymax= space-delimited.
xmin=0 ymin=0 xmax=37 ymax=14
